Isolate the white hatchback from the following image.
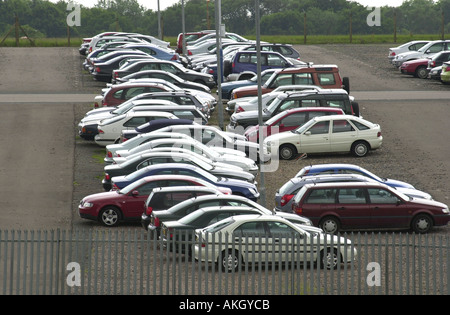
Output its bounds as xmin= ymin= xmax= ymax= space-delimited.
xmin=263 ymin=114 xmax=382 ymax=160
xmin=94 ymin=111 xmax=178 ymax=146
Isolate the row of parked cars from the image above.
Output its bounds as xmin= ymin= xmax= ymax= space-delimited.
xmin=388 ymin=39 xmax=450 ymax=84
xmin=76 ymin=31 xmax=448 ymax=273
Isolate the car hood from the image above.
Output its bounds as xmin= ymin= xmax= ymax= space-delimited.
xmin=265 ymin=130 xmax=298 ymax=144
xmin=221 ymin=80 xmax=253 ymax=91
xmin=82 ymin=191 xmax=122 ymax=202
xmin=405 ymin=197 xmax=448 ymax=209
xmin=80 ymin=112 xmax=115 ymax=124
xmin=232 ymin=110 xmax=269 ymax=121
xmin=383 ymin=178 xmax=415 ymax=189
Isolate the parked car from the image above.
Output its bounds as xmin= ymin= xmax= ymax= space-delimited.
xmin=160 ymin=206 xmax=309 ymax=254
xmin=193 ymin=214 xmax=357 ymax=271
xmin=399 ymin=58 xmax=430 ymax=79
xmin=176 ymin=30 xmax=216 ymax=54
xmin=187 ymin=32 xmax=251 ymax=48
xmin=227 ymin=89 xmax=358 ymax=132
xmin=295 ymin=163 xmax=416 ymax=189
xmin=127 ymin=145 xmax=259 ymax=175
xmin=149 ymin=124 xmax=259 ymax=158
xmin=387 ymin=40 xmax=430 ymax=65
xmin=243 ymin=43 xmax=301 ymax=61
xmin=109 ymin=163 xmax=260 ymax=201
xmin=126 ymin=34 xmax=171 ymax=49
xmin=221 ymin=69 xmax=277 ymax=101
xmin=204 ymin=50 xmax=295 ymax=82
xmin=125 ymin=104 xmax=209 ymax=125
xmin=94 ymin=111 xmax=178 ymax=146
xmin=428 ymin=66 xmax=443 ymax=80
xmin=441 ymin=62 xmax=450 ymax=83
xmin=291 ymin=182 xmax=450 ymax=234
xmin=230 ymin=64 xmax=349 ymax=100
xmin=97 ymin=81 xmax=175 ymax=107
xmin=120 ymin=118 xmax=197 ymax=142
xmin=90 ymin=54 xmax=153 ymax=82
xmin=263 ymin=114 xmax=382 ymax=159
xmin=143 ymin=193 xmax=312 ymax=233
xmin=426 ymin=50 xmax=450 ymax=75
xmin=275 ymin=173 xmax=433 ymax=213
xmin=186 ymin=38 xmax=237 ymax=56
xmin=244 ymin=107 xmax=345 ymax=143
xmin=392 ymin=40 xmax=450 ymax=67
xmin=87 ymin=35 xmax=143 ymax=54
xmin=111 ymin=59 xmax=215 ymax=88
xmin=227 ymin=90 xmax=282 ymax=115
xmin=78 ymin=175 xmax=226 ymax=227
xmin=102 ymin=151 xmax=255 ymax=191
xmin=119 ymin=43 xmax=180 ymax=62
xmin=79 ymin=99 xmax=183 ymax=140
xmin=114 ymin=70 xmax=211 ymax=94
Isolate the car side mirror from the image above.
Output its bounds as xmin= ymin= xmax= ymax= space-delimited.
xmin=304 ymin=131 xmax=311 ymax=136
xmin=131 ymin=190 xmax=139 ymax=196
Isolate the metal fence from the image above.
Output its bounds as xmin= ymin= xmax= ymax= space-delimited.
xmin=0 ymin=229 xmax=448 ymax=295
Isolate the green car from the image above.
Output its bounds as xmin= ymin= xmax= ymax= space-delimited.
xmin=441 ymin=62 xmax=450 ymax=84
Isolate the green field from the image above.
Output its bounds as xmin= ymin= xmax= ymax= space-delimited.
xmin=0 ymin=34 xmax=445 ymax=47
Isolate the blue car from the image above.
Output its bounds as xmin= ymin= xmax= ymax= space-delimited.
xmin=120 ymin=43 xmax=181 ymax=62
xmin=295 ymin=164 xmax=415 ymax=189
xmin=110 ymin=163 xmax=260 ymax=201
xmin=220 ymin=68 xmax=277 ymax=100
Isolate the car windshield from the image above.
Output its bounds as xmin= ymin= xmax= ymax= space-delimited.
xmin=293 ymin=118 xmax=316 ymax=133
xmin=203 ymin=217 xmax=235 ymax=233
xmin=119 ymin=177 xmax=146 ymax=194
xmin=264 ymin=96 xmax=284 ymax=114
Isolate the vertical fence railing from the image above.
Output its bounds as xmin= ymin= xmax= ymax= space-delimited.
xmin=0 ymin=229 xmax=448 ymax=295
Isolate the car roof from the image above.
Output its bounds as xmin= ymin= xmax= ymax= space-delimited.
xmin=302 ymin=181 xmax=387 ymax=190
xmin=150 ymin=186 xmax=220 ymax=193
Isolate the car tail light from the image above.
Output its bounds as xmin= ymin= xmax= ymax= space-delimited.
xmin=107 ymin=151 xmax=113 ymax=158
xmin=377 ymin=131 xmax=382 ymax=138
xmin=236 ymin=106 xmax=245 ymax=113
xmin=389 ymin=51 xmax=395 ymax=57
xmin=280 ymin=194 xmax=294 ymax=206
xmin=146 ymin=206 xmax=153 ymax=216
xmin=95 ymin=67 xmax=101 ymax=73
xmin=208 ymin=68 xmax=214 ymax=75
xmin=171 ymin=55 xmax=178 ymax=61
xmin=430 ymin=61 xmax=435 ymax=67
xmin=154 ymin=217 xmax=160 ymax=227
xmin=113 ymin=71 xmax=118 ymax=79
xmin=98 ymin=129 xmax=104 ymax=134
xmin=104 ymin=173 xmax=111 ymax=181
xmin=292 ymin=204 xmax=302 ymax=215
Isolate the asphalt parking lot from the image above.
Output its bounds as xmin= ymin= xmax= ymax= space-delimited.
xmin=0 ymin=44 xmax=448 ymax=236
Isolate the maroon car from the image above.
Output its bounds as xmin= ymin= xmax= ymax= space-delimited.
xmin=244 ymin=107 xmax=344 ymax=142
xmin=78 ymin=175 xmax=229 ymax=227
xmin=399 ymin=58 xmax=429 ymax=79
xmin=100 ymin=82 xmax=174 ymax=107
xmin=292 ymin=182 xmax=450 ymax=234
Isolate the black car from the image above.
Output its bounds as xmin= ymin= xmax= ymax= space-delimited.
xmin=111 ymin=59 xmax=215 ymax=88
xmin=227 ymin=89 xmax=358 ymax=131
xmin=91 ymin=54 xmax=153 ymax=82
xmin=114 ymin=70 xmax=211 ymax=93
xmin=143 ymin=193 xmax=312 ymax=232
xmin=120 ymin=118 xmax=196 ymax=142
xmin=427 ymin=50 xmax=450 ymax=77
xmin=160 ymin=206 xmax=271 ymax=254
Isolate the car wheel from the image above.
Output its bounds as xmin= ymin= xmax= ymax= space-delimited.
xmin=411 ymin=214 xmax=433 ymax=234
xmin=99 ymin=206 xmax=122 ymax=227
xmin=342 ymin=77 xmax=350 ymax=93
xmin=218 ymin=249 xmax=241 ymax=272
xmin=415 ymin=66 xmax=428 ymax=79
xmin=319 ymin=216 xmax=341 ymax=234
xmin=351 ymin=140 xmax=369 ymax=157
xmin=279 ymin=144 xmax=297 ymax=160
xmin=320 ymin=248 xmax=341 ymax=269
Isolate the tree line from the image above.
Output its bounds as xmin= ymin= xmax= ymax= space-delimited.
xmin=1 ymin=0 xmax=449 ymax=39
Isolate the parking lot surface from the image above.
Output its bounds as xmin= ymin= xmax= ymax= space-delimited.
xmin=0 ymin=44 xmax=448 ymax=236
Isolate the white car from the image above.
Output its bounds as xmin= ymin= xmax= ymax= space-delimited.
xmin=193 ymin=214 xmax=357 ymax=271
xmin=186 ymin=38 xmax=236 ymax=55
xmin=117 ymin=138 xmax=259 ymax=174
xmin=104 ymin=131 xmax=193 ymax=163
xmin=388 ymin=40 xmax=430 ymax=65
xmin=392 ymin=40 xmax=450 ymax=67
xmin=94 ymin=111 xmax=178 ymax=146
xmin=263 ymin=114 xmax=382 ymax=160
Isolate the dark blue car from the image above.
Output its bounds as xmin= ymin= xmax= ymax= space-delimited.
xmin=295 ymin=164 xmax=415 ymax=189
xmin=110 ymin=163 xmax=260 ymax=201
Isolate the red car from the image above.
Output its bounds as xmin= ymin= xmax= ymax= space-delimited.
xmin=78 ymin=175 xmax=229 ymax=227
xmin=292 ymin=182 xmax=450 ymax=234
xmin=399 ymin=58 xmax=429 ymax=79
xmin=176 ymin=30 xmax=215 ymax=54
xmin=100 ymin=82 xmax=174 ymax=107
xmin=244 ymin=107 xmax=345 ymax=142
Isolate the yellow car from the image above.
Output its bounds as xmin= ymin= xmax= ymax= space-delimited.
xmin=441 ymin=62 xmax=450 ymax=84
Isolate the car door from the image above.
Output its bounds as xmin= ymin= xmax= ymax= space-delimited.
xmin=275 ymin=111 xmax=308 ymax=134
xmin=367 ymin=187 xmax=410 ymax=229
xmin=232 ymin=221 xmax=268 ymax=263
xmin=336 ymin=187 xmax=372 ymax=229
xmin=266 ymin=220 xmax=306 ymax=263
xmin=121 ymin=180 xmax=163 ymax=217
xmin=329 ymin=118 xmax=358 ymax=152
xmin=298 ymin=120 xmax=331 ymax=153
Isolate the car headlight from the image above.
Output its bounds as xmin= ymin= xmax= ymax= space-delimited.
xmin=248 ymin=188 xmax=259 ymax=196
xmin=82 ymin=201 xmax=94 ymax=208
xmin=442 ymin=207 xmax=449 ymax=214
